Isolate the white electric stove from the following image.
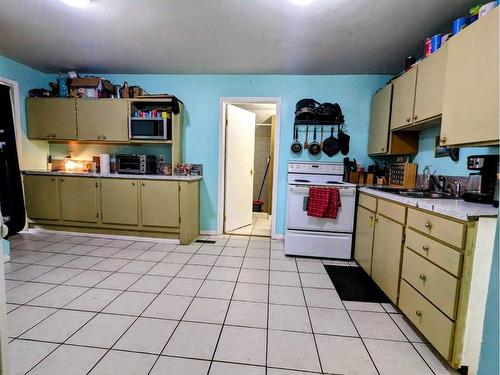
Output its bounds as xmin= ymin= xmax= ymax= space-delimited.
xmin=284 ymin=161 xmax=357 ymax=259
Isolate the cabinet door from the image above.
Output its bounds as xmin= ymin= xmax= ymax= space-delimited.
xmin=23 ymin=175 xmax=60 ymax=220
xmin=354 ymin=206 xmax=375 ymax=275
xmin=413 ymin=47 xmax=447 ymax=122
xmin=371 ymin=215 xmax=404 ymax=303
xmin=441 ymin=8 xmax=499 ymax=146
xmin=26 ymin=98 xmax=77 ymax=140
xmin=390 ymin=68 xmax=417 ymax=130
xmin=75 ymin=99 xmax=103 ymax=141
xmin=141 ymin=180 xmax=179 ymax=227
xmin=101 ymin=179 xmax=139 ymax=225
xmin=100 ymin=99 xmax=129 ymax=141
xmin=368 ymin=85 xmax=392 ymax=155
xmin=60 ymin=177 xmax=98 ymax=223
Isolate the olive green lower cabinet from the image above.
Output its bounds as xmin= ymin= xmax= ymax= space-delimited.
xmin=23 ymin=174 xmax=200 ymax=244
xmin=354 ymin=191 xmax=497 ymax=374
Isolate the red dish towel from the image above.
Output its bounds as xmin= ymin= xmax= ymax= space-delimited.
xmin=307 ymin=187 xmax=342 ymax=219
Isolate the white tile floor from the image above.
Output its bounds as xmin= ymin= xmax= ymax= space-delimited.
xmin=227 ymin=213 xmax=271 ymax=237
xmin=4 ymin=231 xmax=459 ymax=374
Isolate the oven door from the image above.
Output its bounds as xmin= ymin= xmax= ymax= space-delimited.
xmin=287 ymin=184 xmax=356 ymax=232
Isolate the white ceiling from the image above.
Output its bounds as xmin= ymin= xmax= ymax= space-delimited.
xmin=0 ymin=0 xmax=476 ymax=74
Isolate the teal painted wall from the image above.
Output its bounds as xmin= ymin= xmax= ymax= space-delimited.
xmin=0 ymin=55 xmax=48 ymax=132
xmin=478 ymin=222 xmax=499 ymax=375
xmin=73 ymin=73 xmax=391 ymax=233
xmin=413 ymin=127 xmax=499 ymax=176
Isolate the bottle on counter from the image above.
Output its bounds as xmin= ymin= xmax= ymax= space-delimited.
xmin=421 ymin=165 xmax=431 ymax=190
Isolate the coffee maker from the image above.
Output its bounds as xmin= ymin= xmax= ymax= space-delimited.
xmin=463 ymin=154 xmax=499 ymax=204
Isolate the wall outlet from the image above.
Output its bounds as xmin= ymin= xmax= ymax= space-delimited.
xmin=158 ymin=155 xmax=165 ymax=163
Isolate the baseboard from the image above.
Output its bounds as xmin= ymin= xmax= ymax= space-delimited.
xmin=199 ymin=230 xmax=217 ymax=235
xmin=273 ymin=233 xmax=284 ymax=240
xmin=24 ymin=228 xmax=180 ymax=244
xmin=3 ymin=255 xmax=10 ymax=263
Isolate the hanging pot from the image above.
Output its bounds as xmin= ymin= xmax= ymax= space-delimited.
xmin=308 ymin=126 xmax=321 ymax=155
xmin=322 ymin=126 xmax=340 ymax=157
xmin=290 ymin=125 xmax=302 ymax=154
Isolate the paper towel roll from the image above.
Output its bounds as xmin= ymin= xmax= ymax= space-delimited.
xmin=100 ymin=154 xmax=110 ymax=174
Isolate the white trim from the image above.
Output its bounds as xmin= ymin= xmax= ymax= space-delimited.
xmin=273 ymin=233 xmax=284 ymax=240
xmin=200 ymin=230 xmax=217 ymax=236
xmin=218 ymin=97 xmax=281 ymax=239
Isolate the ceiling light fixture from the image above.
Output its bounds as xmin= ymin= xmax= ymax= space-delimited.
xmin=61 ymin=0 xmax=91 ymax=8
xmin=289 ymin=0 xmax=314 ymax=5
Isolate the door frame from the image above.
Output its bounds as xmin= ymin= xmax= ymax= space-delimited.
xmin=0 ymin=76 xmax=24 ymax=169
xmin=218 ymin=97 xmax=281 ymax=238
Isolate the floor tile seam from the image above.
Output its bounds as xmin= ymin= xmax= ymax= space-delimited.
xmin=295 ymin=258 xmax=324 ymax=374
xmin=343 ymin=303 xmax=382 ymax=375
xmin=83 ymin=248 xmax=201 ymax=375
xmin=204 ymin=239 xmax=250 ymax=374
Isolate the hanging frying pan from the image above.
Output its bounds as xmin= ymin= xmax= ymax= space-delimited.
xmin=338 ymin=123 xmax=350 ymax=155
xmin=304 ymin=126 xmax=309 ymax=149
xmin=308 ymin=126 xmax=321 ymax=155
xmin=290 ymin=125 xmax=302 ymax=154
xmin=322 ymin=126 xmax=340 ymax=157
xmin=319 ymin=126 xmax=324 ymax=150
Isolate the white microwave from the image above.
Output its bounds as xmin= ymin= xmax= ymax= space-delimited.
xmin=129 ymin=117 xmax=171 ymax=140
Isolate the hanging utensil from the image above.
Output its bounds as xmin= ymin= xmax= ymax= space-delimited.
xmin=319 ymin=126 xmax=324 ymax=150
xmin=290 ymin=125 xmax=302 ymax=154
xmin=308 ymin=126 xmax=321 ymax=155
xmin=304 ymin=126 xmax=309 ymax=149
xmin=322 ymin=126 xmax=339 ymax=157
xmin=338 ymin=123 xmax=350 ymax=155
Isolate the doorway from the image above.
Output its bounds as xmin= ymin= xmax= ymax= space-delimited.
xmin=219 ymin=98 xmax=280 ymax=238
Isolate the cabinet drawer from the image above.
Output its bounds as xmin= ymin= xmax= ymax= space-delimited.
xmin=358 ymin=193 xmax=377 ymax=212
xmin=399 ymin=280 xmax=454 ymax=359
xmin=405 ymin=228 xmax=462 ymax=277
xmin=407 ymin=208 xmax=465 ymax=248
xmin=378 ymin=199 xmax=406 ymax=224
xmin=402 ymin=249 xmax=459 ymax=319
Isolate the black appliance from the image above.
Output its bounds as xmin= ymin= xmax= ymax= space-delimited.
xmin=116 ymin=154 xmax=156 ymax=174
xmin=0 ymin=84 xmax=26 ymax=235
xmin=463 ymin=154 xmax=499 ymax=204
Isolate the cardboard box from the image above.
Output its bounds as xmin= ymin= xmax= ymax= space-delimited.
xmin=70 ymin=77 xmax=115 ymax=98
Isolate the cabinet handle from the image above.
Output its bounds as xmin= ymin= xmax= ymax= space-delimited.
xmin=424 ymin=221 xmax=432 ymax=230
xmin=50 ymin=178 xmax=55 ymax=182
xmin=132 ymin=182 xmax=136 ymax=186
xmin=102 ymin=135 xmax=107 ymax=140
xmin=440 ymin=137 xmax=447 ymax=144
xmin=419 ymin=274 xmax=427 ymax=281
xmin=97 ymin=135 xmax=101 ymax=139
xmin=141 ymin=182 xmax=145 ymax=186
xmin=381 ymin=148 xmax=385 ymax=151
xmin=413 ymin=115 xmax=418 ymax=120
xmin=46 ymin=134 xmax=51 ymax=138
xmin=422 ymin=245 xmax=429 ymax=252
xmin=60 ymin=178 xmax=64 ymax=182
xmin=415 ymin=310 xmax=422 ymax=317
xmin=406 ymin=117 xmax=411 ymax=122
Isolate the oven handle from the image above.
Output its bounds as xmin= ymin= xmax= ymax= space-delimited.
xmin=289 ymin=185 xmax=355 ymax=196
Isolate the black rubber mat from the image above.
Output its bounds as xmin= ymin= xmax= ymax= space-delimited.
xmin=324 ymin=265 xmax=390 ymax=303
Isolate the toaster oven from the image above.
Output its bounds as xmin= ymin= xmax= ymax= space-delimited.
xmin=116 ymin=154 xmax=156 ymax=175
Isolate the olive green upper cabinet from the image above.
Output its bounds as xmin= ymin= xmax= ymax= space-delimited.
xmin=26 ymin=98 xmax=77 ymax=140
xmin=368 ymin=85 xmax=392 ymax=155
xmin=140 ymin=180 xmax=180 ymax=228
xmin=441 ymin=8 xmax=499 ymax=147
xmin=390 ymin=68 xmax=417 ymax=130
xmin=413 ymin=46 xmax=447 ymax=123
xmin=23 ymin=175 xmax=60 ymax=220
xmin=60 ymin=176 xmax=99 ymax=223
xmin=76 ymin=99 xmax=129 ymax=142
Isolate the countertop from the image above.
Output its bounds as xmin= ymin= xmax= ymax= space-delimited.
xmin=23 ymin=170 xmax=202 ymax=181
xmin=359 ymin=187 xmax=498 ymax=221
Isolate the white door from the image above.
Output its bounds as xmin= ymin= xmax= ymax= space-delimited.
xmin=225 ymin=104 xmax=256 ymax=232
